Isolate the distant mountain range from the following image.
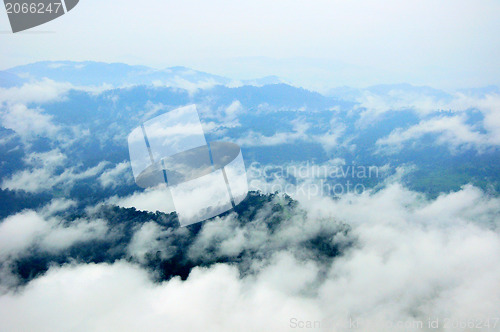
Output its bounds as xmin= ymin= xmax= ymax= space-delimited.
xmin=2 ymin=61 xmax=498 ymax=101
xmin=0 ymin=61 xmax=284 ymax=88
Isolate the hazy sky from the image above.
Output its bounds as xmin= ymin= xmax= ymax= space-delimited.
xmin=1 ymin=0 xmax=499 ymax=89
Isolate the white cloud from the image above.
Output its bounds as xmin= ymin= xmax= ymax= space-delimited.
xmin=0 ymin=260 xmax=321 ymax=332
xmin=236 ymin=119 xmax=310 ymax=147
xmin=310 ymin=185 xmax=500 ymax=328
xmin=99 ymin=161 xmax=132 ymax=189
xmin=234 ymin=116 xmax=344 ymax=152
xmin=23 ymin=149 xmax=67 ymax=169
xmin=40 ymin=198 xmax=77 ymax=216
xmin=0 ymin=183 xmax=500 ymax=331
xmin=108 ymin=185 xmax=176 ymax=214
xmin=39 ymin=218 xmax=108 ymax=253
xmin=372 ymin=93 xmax=500 ymax=152
xmin=0 ymin=79 xmax=71 ymax=105
xmin=313 ymin=117 xmax=346 ymax=152
xmin=0 ymin=211 xmax=48 ymax=258
xmin=0 ymin=104 xmax=60 ymax=140
xmin=376 ymin=115 xmax=488 ymax=152
xmin=353 ymin=88 xmax=451 ymax=125
xmin=170 ymin=78 xmax=219 ymax=96
xmin=219 ymin=101 xmax=243 ymax=127
xmin=472 ymin=94 xmax=500 ymax=145
xmin=1 ymin=167 xmax=54 ymax=193
xmin=199 ymin=100 xmax=244 ymax=129
xmin=127 ymin=222 xmax=175 ymax=264
xmin=0 ymin=208 xmax=108 ymax=260
xmin=0 ymin=80 xmax=115 ymax=144
xmin=1 ymin=155 xmax=109 ymax=193
xmin=150 ymin=77 xmax=219 ymax=95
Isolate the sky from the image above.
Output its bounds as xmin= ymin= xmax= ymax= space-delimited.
xmin=1 ymin=0 xmax=500 ymax=90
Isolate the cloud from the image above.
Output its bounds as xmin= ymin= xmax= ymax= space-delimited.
xmin=376 ymin=114 xmax=488 ymax=152
xmin=0 ymin=208 xmax=108 ymax=260
xmin=1 ymin=151 xmax=109 ymax=193
xmin=309 ymin=185 xmax=500 ymax=328
xmin=23 ymin=149 xmax=67 ymax=169
xmin=312 ymin=117 xmax=346 ymax=152
xmin=1 ymin=142 xmax=500 ymax=332
xmin=0 ymin=80 xmax=115 ymax=144
xmin=0 ymin=104 xmax=60 ymax=140
xmin=40 ymin=198 xmax=77 ymax=216
xmin=352 ymin=88 xmax=451 ymax=125
xmin=150 ymin=77 xmax=219 ymax=96
xmin=472 ymin=94 xmax=500 ymax=145
xmin=0 ymin=79 xmax=71 ymax=105
xmin=0 ymin=211 xmax=48 ymax=259
xmin=108 ymin=185 xmax=176 ymax=214
xmin=205 ymin=100 xmax=243 ymax=128
xmin=127 ymin=222 xmax=173 ymax=264
xmin=371 ymin=93 xmax=500 ymax=152
xmin=39 ymin=217 xmax=108 ymax=253
xmin=0 ymin=183 xmax=499 ymax=330
xmin=234 ymin=115 xmax=344 ymax=152
xmin=0 ymin=259 xmax=323 ymax=332
xmin=99 ymin=161 xmax=133 ymax=189
xmin=0 ymin=198 xmax=499 ymax=332
xmin=235 ymin=119 xmax=310 ymax=147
